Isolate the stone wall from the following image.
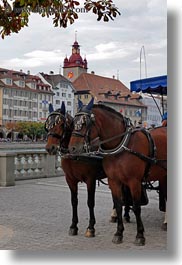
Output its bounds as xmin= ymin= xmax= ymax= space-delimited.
xmin=0 ymin=150 xmax=63 ymax=186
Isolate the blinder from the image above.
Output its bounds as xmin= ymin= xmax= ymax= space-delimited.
xmin=72 ymin=110 xmax=96 ymax=152
xmin=45 ymin=112 xmax=66 ymax=140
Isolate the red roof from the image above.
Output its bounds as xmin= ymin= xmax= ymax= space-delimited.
xmin=0 ymin=68 xmax=53 ymax=94
xmin=73 ymin=73 xmax=145 ymax=107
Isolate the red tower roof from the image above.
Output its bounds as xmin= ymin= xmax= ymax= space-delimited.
xmin=63 ymin=40 xmax=87 ymax=69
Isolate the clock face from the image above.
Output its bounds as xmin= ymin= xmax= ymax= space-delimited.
xmin=68 ymin=72 xmax=74 ymax=79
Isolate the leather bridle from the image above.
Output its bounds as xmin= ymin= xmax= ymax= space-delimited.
xmin=45 ymin=111 xmax=67 ymax=145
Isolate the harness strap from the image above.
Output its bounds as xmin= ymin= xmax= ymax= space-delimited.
xmin=122 ymin=129 xmax=155 ymax=181
xmin=122 ymin=145 xmax=157 ymax=165
xmin=47 ymin=132 xmax=63 ymax=140
xmin=98 ymin=127 xmax=132 ymax=155
xmin=122 ymin=128 xmax=166 ymax=180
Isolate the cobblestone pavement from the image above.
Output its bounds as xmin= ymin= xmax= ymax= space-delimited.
xmin=0 ymin=176 xmax=167 ymax=252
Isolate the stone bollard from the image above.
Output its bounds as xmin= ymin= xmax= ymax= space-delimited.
xmin=0 ymin=153 xmax=15 ymax=186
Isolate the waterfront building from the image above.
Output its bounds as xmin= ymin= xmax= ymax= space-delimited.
xmin=73 ymin=72 xmax=147 ymax=126
xmin=0 ymin=68 xmax=54 ymax=126
xmin=39 ymin=72 xmax=75 ymax=116
xmin=141 ymin=96 xmax=163 ymax=127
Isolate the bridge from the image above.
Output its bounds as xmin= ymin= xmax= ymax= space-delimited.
xmin=0 ymin=143 xmax=167 ymax=251
xmin=0 ymin=143 xmax=63 ymax=186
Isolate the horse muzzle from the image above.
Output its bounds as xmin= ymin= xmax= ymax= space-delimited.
xmin=45 ymin=144 xmax=59 ymax=155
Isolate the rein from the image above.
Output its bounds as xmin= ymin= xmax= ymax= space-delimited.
xmin=97 ymin=127 xmax=132 ymax=155
xmin=72 ymin=107 xmax=166 ymax=175
xmin=45 ymin=111 xmax=73 ymax=155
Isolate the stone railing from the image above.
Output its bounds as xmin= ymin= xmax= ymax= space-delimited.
xmin=0 ymin=150 xmax=64 ymax=187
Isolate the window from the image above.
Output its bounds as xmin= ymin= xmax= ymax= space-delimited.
xmin=3 ymin=88 xmax=7 ymax=94
xmin=62 ymin=92 xmax=66 ymax=97
xmin=67 ymin=101 xmax=71 ymax=106
xmin=31 ymin=82 xmax=36 ymax=89
xmin=56 ymin=92 xmax=60 ymax=96
xmin=19 ymin=80 xmax=25 ymax=87
xmin=56 ymin=100 xmax=60 ymax=105
xmin=6 ymin=78 xmax=12 ymax=85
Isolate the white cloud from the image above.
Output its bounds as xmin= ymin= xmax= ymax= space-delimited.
xmin=0 ymin=0 xmax=167 ymax=86
xmin=87 ymin=42 xmax=128 ymax=61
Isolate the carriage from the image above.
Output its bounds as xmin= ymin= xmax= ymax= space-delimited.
xmin=45 ymin=75 xmax=167 ymax=245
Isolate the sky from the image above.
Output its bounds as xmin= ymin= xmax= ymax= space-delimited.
xmin=0 ymin=0 xmax=167 ymax=88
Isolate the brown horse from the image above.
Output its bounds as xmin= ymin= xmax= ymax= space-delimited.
xmin=68 ymin=98 xmax=167 ymax=245
xmin=45 ymin=102 xmax=131 ymax=238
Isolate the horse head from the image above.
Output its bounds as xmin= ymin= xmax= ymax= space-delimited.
xmin=45 ymin=102 xmax=73 ymax=155
xmin=69 ymin=98 xmax=130 ymax=155
xmin=68 ymin=97 xmax=100 ymax=154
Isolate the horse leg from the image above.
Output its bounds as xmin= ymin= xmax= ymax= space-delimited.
xmin=159 ymin=179 xmax=167 ymax=231
xmin=129 ymin=182 xmax=145 ymax=245
xmin=69 ymin=186 xmax=79 ymax=236
xmin=110 ymin=199 xmax=117 ymax=223
xmin=124 ymin=205 xmax=130 ymax=223
xmin=109 ymin=180 xmax=124 ymax=244
xmin=161 ymin=201 xmax=167 ymax=231
xmin=85 ymin=179 xmax=96 ymax=237
xmin=110 ymin=204 xmax=130 ymax=223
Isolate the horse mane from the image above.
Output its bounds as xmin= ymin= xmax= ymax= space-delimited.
xmin=93 ymin=103 xmax=124 ymax=120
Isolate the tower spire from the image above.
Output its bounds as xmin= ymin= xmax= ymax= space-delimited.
xmin=75 ymin=30 xmax=77 ymax=42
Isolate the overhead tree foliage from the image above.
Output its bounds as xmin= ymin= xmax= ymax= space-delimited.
xmin=0 ymin=0 xmax=120 ymax=38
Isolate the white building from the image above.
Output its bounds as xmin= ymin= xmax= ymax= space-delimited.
xmin=0 ymin=68 xmax=53 ymax=125
xmin=39 ymin=73 xmax=75 ymax=116
xmin=141 ymin=96 xmax=162 ymax=127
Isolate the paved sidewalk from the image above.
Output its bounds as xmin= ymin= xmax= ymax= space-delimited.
xmin=0 ymin=176 xmax=167 ymax=251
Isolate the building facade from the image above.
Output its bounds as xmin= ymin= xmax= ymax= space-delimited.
xmin=39 ymin=73 xmax=75 ymax=116
xmin=73 ymin=72 xmax=147 ymax=126
xmin=0 ymin=68 xmax=53 ymax=126
xmin=141 ymin=96 xmax=163 ymax=127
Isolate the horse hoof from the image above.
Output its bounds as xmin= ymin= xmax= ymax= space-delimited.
xmin=161 ymin=223 xmax=167 ymax=231
xmin=85 ymin=228 xmax=95 ymax=237
xmin=110 ymin=216 xmax=117 ymax=223
xmin=69 ymin=227 xmax=78 ymax=236
xmin=112 ymin=234 xmax=123 ymax=244
xmin=134 ymin=237 xmax=145 ymax=246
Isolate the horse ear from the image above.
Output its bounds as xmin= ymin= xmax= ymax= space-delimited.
xmin=86 ymin=97 xmax=94 ymax=111
xmin=49 ymin=103 xmax=54 ymax=113
xmin=60 ymin=101 xmax=66 ymax=115
xmin=78 ymin=98 xmax=83 ymax=110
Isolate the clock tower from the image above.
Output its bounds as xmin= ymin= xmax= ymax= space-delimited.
xmin=63 ymin=38 xmax=88 ymax=82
